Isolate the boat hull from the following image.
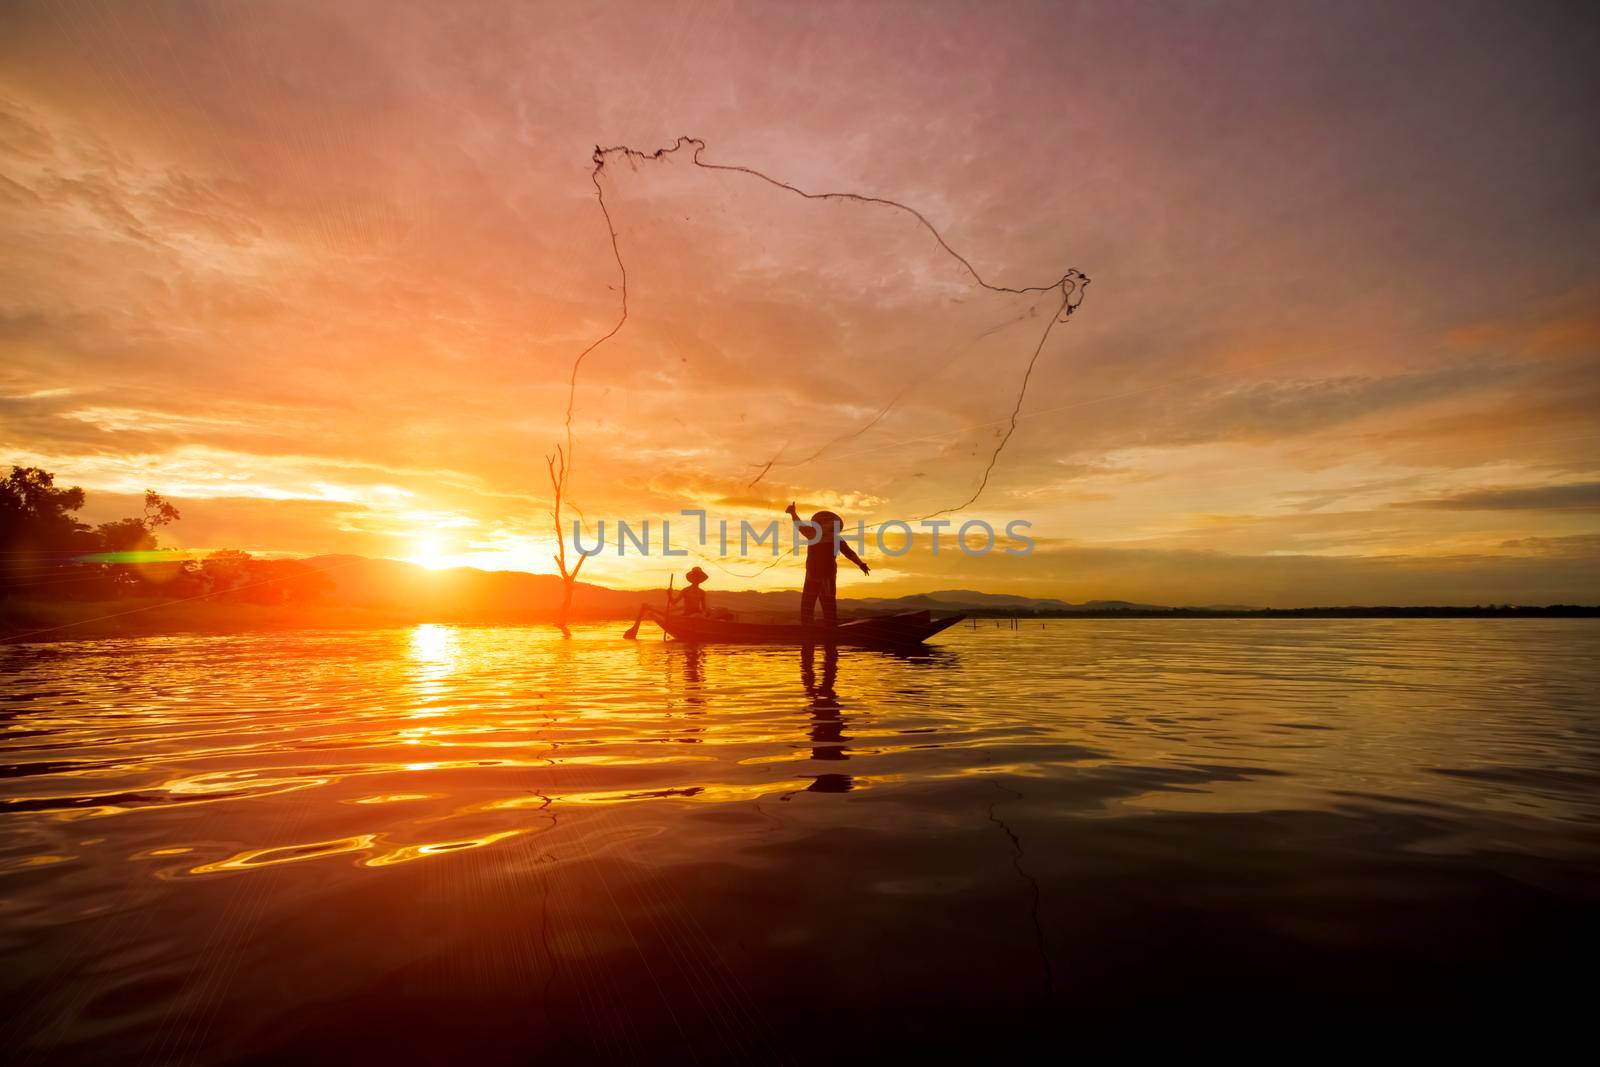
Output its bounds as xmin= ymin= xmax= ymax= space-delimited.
xmin=657 ymin=610 xmax=963 ymax=648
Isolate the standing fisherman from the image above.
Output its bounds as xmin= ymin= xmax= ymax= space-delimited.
xmin=785 ymin=501 xmax=871 ymax=627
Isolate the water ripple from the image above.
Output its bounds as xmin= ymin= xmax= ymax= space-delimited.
xmin=2 ymin=620 xmax=1598 ymax=1059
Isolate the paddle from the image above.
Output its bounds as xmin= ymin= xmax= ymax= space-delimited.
xmin=621 ymin=573 xmax=671 ymax=640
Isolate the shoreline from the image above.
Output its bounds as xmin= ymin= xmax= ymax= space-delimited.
xmin=3 ymin=598 xmax=1596 ymax=644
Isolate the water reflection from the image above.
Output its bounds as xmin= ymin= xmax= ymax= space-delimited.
xmin=408 ymin=623 xmax=460 ymax=718
xmin=1 ymin=621 xmax=1598 ymax=1061
xmin=802 ymin=643 xmax=852 ymax=792
xmin=665 ymin=645 xmax=707 ymax=742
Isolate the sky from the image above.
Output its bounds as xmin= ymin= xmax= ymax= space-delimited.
xmin=1 ymin=0 xmax=1597 ymax=605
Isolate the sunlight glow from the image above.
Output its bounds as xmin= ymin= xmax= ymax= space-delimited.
xmin=408 ymin=536 xmax=453 ymax=570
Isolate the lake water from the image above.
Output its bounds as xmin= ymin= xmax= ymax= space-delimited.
xmin=2 ymin=620 xmax=1598 ymax=1059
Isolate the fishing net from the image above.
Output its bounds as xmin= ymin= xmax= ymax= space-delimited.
xmin=558 ymin=138 xmax=1087 ymax=574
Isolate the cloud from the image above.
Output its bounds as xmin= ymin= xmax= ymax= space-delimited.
xmin=1498 ymin=534 xmax=1600 ymax=559
xmin=1400 ymin=482 xmax=1600 ymax=512
xmin=2 ymin=1 xmax=1597 ymax=602
xmin=1145 ymin=362 xmax=1518 ymax=447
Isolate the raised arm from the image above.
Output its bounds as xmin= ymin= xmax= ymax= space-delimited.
xmin=785 ymin=500 xmax=813 ymax=540
xmin=839 ymin=540 xmax=870 ymax=575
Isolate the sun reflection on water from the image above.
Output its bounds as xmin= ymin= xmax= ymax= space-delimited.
xmin=407 ymin=623 xmax=460 ymax=717
xmin=2 ymin=621 xmax=1599 ymax=1059
xmin=1 ymin=620 xmax=1596 ymax=887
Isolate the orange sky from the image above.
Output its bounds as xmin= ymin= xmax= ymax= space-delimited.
xmin=2 ymin=1 xmax=1597 ymax=605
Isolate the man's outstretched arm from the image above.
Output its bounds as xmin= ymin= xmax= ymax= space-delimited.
xmin=785 ymin=501 xmax=811 ymax=538
xmin=839 ymin=541 xmax=870 ymax=575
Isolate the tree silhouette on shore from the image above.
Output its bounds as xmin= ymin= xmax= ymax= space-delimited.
xmin=1 ymin=465 xmax=329 ymax=605
xmin=2 ymin=466 xmax=177 ymax=561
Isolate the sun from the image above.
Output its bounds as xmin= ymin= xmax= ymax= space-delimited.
xmin=407 ymin=535 xmax=453 ymax=570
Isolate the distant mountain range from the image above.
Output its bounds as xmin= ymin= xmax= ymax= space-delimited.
xmin=4 ymin=555 xmax=1591 ymax=644
xmin=299 ymin=555 xmax=1168 ymax=620
xmin=295 ymin=556 xmax=1597 ymax=620
xmin=851 ymin=590 xmax=1170 ymax=613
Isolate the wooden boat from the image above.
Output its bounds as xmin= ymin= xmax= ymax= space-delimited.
xmin=656 ymin=609 xmax=964 ymax=648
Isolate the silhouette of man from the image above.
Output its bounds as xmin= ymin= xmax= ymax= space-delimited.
xmin=623 ymin=566 xmax=711 ymax=639
xmin=785 ymin=501 xmax=870 ymax=627
xmin=675 ymin=566 xmax=710 ymax=616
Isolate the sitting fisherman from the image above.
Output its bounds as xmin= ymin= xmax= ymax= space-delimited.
xmin=624 ymin=566 xmax=712 ymax=638
xmin=675 ymin=566 xmax=710 ymax=616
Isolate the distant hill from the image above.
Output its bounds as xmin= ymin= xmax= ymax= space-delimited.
xmin=850 ymin=590 xmax=1169 ymax=613
xmin=3 ymin=554 xmax=1594 ymax=642
xmin=294 ymin=557 xmax=1597 ymax=621
xmin=300 ymin=556 xmax=1183 ymax=620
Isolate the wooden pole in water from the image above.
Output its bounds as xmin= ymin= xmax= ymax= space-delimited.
xmin=662 ymin=573 xmax=673 ymax=641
